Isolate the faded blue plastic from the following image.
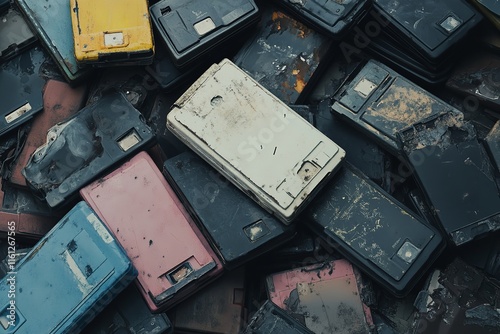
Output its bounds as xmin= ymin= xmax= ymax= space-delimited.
xmin=0 ymin=202 xmax=137 ymax=334
xmin=15 ymin=0 xmax=90 ymax=82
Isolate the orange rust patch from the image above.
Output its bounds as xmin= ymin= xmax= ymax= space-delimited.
xmin=271 ymin=11 xmax=312 ymax=38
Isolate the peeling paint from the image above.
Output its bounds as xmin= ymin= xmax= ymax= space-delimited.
xmin=304 ymin=165 xmax=443 ymax=294
xmin=268 ymin=260 xmax=375 ymax=333
xmin=86 ymin=213 xmax=113 ymax=244
xmin=333 ymin=60 xmax=450 ymax=153
xmin=412 ymin=259 xmax=500 ymax=333
xmin=63 ymin=249 xmax=93 ymax=296
xmin=234 ymin=4 xmax=332 ymax=104
xmin=22 ymin=90 xmax=154 ymax=208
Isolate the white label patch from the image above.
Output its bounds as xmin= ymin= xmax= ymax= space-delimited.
xmin=104 ymin=32 xmax=124 ymax=47
xmin=63 ymin=250 xmax=93 ymax=295
xmin=5 ymin=103 xmax=32 ymax=123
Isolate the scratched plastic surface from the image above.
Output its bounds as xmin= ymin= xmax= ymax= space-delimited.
xmin=15 ymin=0 xmax=91 ymax=82
xmin=332 ymin=60 xmax=453 ymax=153
xmin=274 ymin=0 xmax=371 ymax=38
xmin=0 ymin=201 xmax=137 ymax=334
xmin=22 ymin=90 xmax=155 ymax=208
xmin=150 ymin=0 xmax=259 ymax=68
xmin=167 ymin=59 xmax=345 ymax=224
xmin=82 ymin=284 xmax=173 ymax=334
xmin=0 ymin=46 xmax=46 ymax=137
xmin=70 ymin=0 xmax=154 ymax=65
xmin=0 ymin=9 xmax=36 ymax=63
xmin=7 ymin=79 xmax=87 ymax=188
xmin=411 ymin=258 xmax=500 ymax=334
xmin=266 ymin=259 xmax=375 ymax=334
xmin=233 ymin=3 xmax=333 ymax=104
xmin=243 ymin=300 xmax=313 ymax=334
xmin=399 ymin=111 xmax=500 ymax=246
xmin=303 ymin=165 xmax=444 ymax=296
xmin=80 ymin=152 xmax=222 ymax=312
xmin=164 ymin=152 xmax=295 ymax=270
xmin=374 ymin=0 xmax=482 ymax=60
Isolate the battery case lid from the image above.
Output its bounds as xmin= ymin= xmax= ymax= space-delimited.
xmin=80 ymin=152 xmax=218 ymax=308
xmin=0 ymin=46 xmax=46 ymax=138
xmin=167 ymin=59 xmax=345 ymax=223
xmin=0 ymin=201 xmax=136 ymax=333
xmin=70 ymin=0 xmax=154 ymax=63
xmin=304 ymin=164 xmax=444 ymax=296
xmin=374 ymin=0 xmax=481 ymax=59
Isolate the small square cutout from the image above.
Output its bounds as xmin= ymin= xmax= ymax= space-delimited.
xmin=194 ymin=18 xmax=216 ymax=36
xmin=354 ymin=78 xmax=377 ymax=98
xmin=397 ymin=241 xmax=421 ymax=264
xmin=440 ymin=15 xmax=461 ymax=33
xmin=244 ymin=220 xmax=270 ymax=242
xmin=117 ymin=130 xmax=141 ymax=151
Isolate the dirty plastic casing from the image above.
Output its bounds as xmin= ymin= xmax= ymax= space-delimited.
xmin=15 ymin=0 xmax=91 ymax=83
xmin=6 ymin=79 xmax=87 ymax=188
xmin=398 ymin=111 xmax=500 ymax=246
xmin=232 ymin=3 xmax=333 ymax=105
xmin=70 ymin=0 xmax=154 ymax=65
xmin=150 ymin=0 xmax=260 ymax=68
xmin=332 ymin=60 xmax=454 ymax=154
xmin=167 ymin=58 xmax=346 ymax=224
xmin=82 ymin=284 xmax=173 ymax=334
xmin=0 ymin=46 xmax=46 ymax=138
xmin=0 ymin=201 xmax=137 ymax=334
xmin=266 ymin=259 xmax=375 ymax=334
xmin=411 ymin=258 xmax=500 ymax=334
xmin=243 ymin=300 xmax=313 ymax=334
xmin=273 ymin=0 xmax=371 ymax=39
xmin=446 ymin=50 xmax=500 ymax=110
xmin=303 ymin=164 xmax=445 ymax=297
xmin=364 ymin=33 xmax=455 ymax=86
xmin=163 ymin=151 xmax=296 ymax=270
xmin=373 ymin=0 xmax=482 ymax=62
xmin=0 ymin=178 xmax=57 ymax=241
xmin=80 ymin=152 xmax=223 ymax=313
xmin=22 ymin=90 xmax=155 ymax=208
xmin=167 ymin=267 xmax=246 ymax=334
xmin=0 ymin=8 xmax=36 ymax=63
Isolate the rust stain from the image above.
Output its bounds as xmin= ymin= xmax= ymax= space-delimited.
xmin=366 ymin=85 xmax=436 ymax=132
xmin=292 ymin=57 xmax=311 ymax=94
xmin=271 ymin=11 xmax=312 ymax=38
